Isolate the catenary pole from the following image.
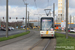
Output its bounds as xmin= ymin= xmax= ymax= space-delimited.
xmin=53 ymin=3 xmax=55 ymax=18
xmin=28 ymin=11 xmax=29 ymax=29
xmin=53 ymin=3 xmax=55 ymax=29
xmin=66 ymin=0 xmax=69 ymax=39
xmin=70 ymin=15 xmax=71 ymax=30
xmin=25 ymin=3 xmax=28 ymax=32
xmin=6 ymin=0 xmax=8 ymax=37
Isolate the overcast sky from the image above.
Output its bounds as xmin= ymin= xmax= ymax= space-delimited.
xmin=0 ymin=0 xmax=75 ymax=21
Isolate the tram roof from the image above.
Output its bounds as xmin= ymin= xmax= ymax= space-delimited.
xmin=41 ymin=16 xmax=54 ymax=18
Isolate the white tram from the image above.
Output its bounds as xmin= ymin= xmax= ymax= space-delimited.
xmin=40 ymin=16 xmax=55 ymax=37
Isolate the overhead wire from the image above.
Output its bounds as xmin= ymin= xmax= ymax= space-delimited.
xmin=47 ymin=0 xmax=51 ymax=16
xmin=23 ymin=0 xmax=25 ymax=4
xmin=34 ymin=0 xmax=37 ymax=8
xmin=23 ymin=0 xmax=27 ymax=4
xmin=48 ymin=0 xmax=49 ymax=7
xmin=34 ymin=0 xmax=39 ymax=16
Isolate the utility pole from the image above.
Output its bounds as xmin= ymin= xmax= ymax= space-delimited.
xmin=2 ymin=17 xmax=4 ymax=27
xmin=0 ymin=21 xmax=1 ymax=26
xmin=25 ymin=3 xmax=28 ymax=32
xmin=53 ymin=3 xmax=55 ymax=18
xmin=6 ymin=0 xmax=8 ymax=37
xmin=28 ymin=11 xmax=29 ymax=29
xmin=70 ymin=15 xmax=71 ymax=30
xmin=38 ymin=17 xmax=39 ymax=27
xmin=16 ymin=17 xmax=18 ymax=28
xmin=53 ymin=3 xmax=55 ymax=29
xmin=38 ymin=17 xmax=39 ymax=30
xmin=66 ymin=0 xmax=69 ymax=39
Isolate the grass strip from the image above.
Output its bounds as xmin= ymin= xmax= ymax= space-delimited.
xmin=55 ymin=33 xmax=75 ymax=50
xmin=0 ymin=31 xmax=30 ymax=42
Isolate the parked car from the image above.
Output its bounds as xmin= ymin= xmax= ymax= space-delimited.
xmin=11 ymin=27 xmax=15 ymax=30
xmin=70 ymin=28 xmax=75 ymax=32
xmin=0 ymin=27 xmax=1 ymax=30
xmin=9 ymin=27 xmax=12 ymax=31
xmin=1 ymin=27 xmax=5 ymax=31
xmin=68 ymin=28 xmax=70 ymax=32
xmin=65 ymin=28 xmax=70 ymax=32
xmin=9 ymin=27 xmax=15 ymax=30
xmin=1 ymin=27 xmax=11 ymax=31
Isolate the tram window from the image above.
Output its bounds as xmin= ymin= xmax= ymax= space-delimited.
xmin=41 ymin=18 xmax=54 ymax=31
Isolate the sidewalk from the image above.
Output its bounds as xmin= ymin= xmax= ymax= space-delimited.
xmin=0 ymin=30 xmax=35 ymax=47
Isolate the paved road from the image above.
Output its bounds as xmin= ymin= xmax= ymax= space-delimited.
xmin=56 ymin=31 xmax=75 ymax=37
xmin=0 ymin=30 xmax=56 ymax=50
xmin=0 ymin=30 xmax=41 ymax=50
xmin=0 ymin=29 xmax=25 ymax=37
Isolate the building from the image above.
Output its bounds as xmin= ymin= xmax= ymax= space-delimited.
xmin=73 ymin=16 xmax=75 ymax=24
xmin=71 ymin=16 xmax=73 ymax=23
xmin=58 ymin=0 xmax=65 ymax=23
xmin=1 ymin=21 xmax=23 ymax=28
xmin=68 ymin=16 xmax=74 ymax=24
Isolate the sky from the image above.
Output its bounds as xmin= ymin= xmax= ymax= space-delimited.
xmin=0 ymin=0 xmax=75 ymax=22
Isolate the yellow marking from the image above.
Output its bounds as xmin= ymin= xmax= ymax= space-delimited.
xmin=46 ymin=31 xmax=48 ymax=34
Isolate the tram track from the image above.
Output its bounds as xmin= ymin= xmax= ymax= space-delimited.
xmin=0 ymin=30 xmax=56 ymax=50
xmin=29 ymin=39 xmax=44 ymax=50
xmin=43 ymin=39 xmax=51 ymax=50
xmin=29 ymin=38 xmax=51 ymax=50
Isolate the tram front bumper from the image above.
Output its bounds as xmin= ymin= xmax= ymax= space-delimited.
xmin=40 ymin=34 xmax=55 ymax=37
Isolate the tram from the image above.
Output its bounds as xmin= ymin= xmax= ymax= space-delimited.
xmin=40 ymin=16 xmax=55 ymax=37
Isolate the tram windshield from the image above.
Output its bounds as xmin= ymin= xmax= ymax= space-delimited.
xmin=41 ymin=18 xmax=54 ymax=31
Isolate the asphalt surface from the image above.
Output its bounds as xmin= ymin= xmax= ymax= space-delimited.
xmin=0 ymin=30 xmax=56 ymax=50
xmin=31 ymin=39 xmax=50 ymax=50
xmin=29 ymin=38 xmax=56 ymax=50
xmin=0 ymin=30 xmax=41 ymax=50
xmin=0 ymin=29 xmax=25 ymax=37
xmin=56 ymin=31 xmax=75 ymax=38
